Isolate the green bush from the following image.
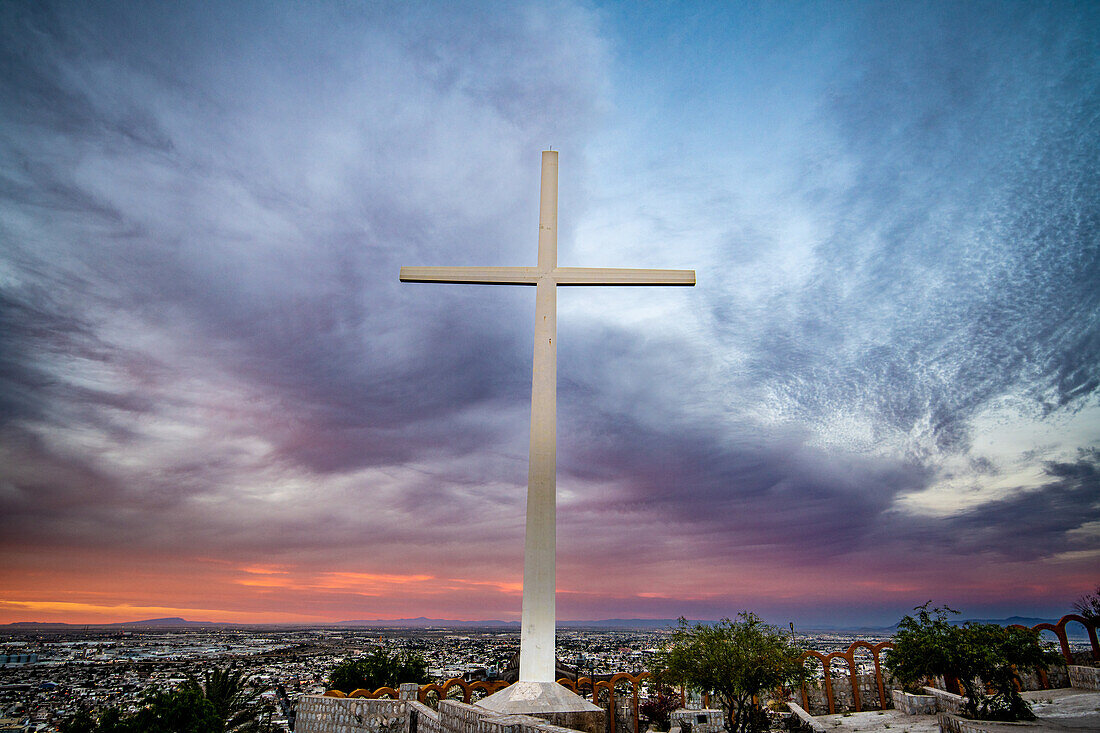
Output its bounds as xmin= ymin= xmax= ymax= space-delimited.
xmin=61 ymin=688 xmax=222 ymax=733
xmin=639 ymin=687 xmax=679 ymax=730
xmin=328 ymin=647 xmax=430 ymax=693
xmin=650 ymin=613 xmax=805 ymax=733
xmin=884 ymin=602 xmax=1058 ymax=721
xmin=60 ymin=665 xmax=279 ymax=733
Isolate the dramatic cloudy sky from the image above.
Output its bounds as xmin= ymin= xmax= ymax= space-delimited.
xmin=1 ymin=1 xmax=1098 ymax=627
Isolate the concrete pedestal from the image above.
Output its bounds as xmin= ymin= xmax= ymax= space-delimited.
xmin=476 ymin=681 xmax=604 ymax=733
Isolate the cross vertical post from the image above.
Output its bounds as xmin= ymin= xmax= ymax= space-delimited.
xmin=522 ymin=151 xmax=558 ymax=682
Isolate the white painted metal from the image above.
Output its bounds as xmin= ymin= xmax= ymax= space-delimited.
xmin=400 ymin=150 xmax=694 ymax=685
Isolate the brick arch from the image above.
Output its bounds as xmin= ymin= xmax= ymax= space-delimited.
xmin=826 ymin=651 xmax=856 ymax=714
xmin=557 ymin=677 xmax=579 ymax=693
xmin=610 ymin=671 xmax=648 ymax=686
xmin=855 ymin=640 xmax=893 ymax=709
xmin=798 ymin=650 xmax=834 ymax=714
xmin=797 ymin=640 xmax=894 ymax=714
xmin=1053 ymin=614 xmax=1099 ymax=663
xmin=468 ymin=680 xmax=510 ymax=702
xmin=593 ymin=679 xmax=614 ymax=730
xmin=417 ymin=684 xmax=443 ymax=705
xmin=1010 ymin=613 xmax=1099 ymax=670
xmin=847 ymin=642 xmax=880 ymax=710
xmin=415 ymin=678 xmax=508 ymax=704
xmin=348 ymin=686 xmax=398 ymax=699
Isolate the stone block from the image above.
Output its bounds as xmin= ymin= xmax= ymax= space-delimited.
xmin=670 ymin=708 xmax=724 ymax=733
xmin=524 ymin=709 xmax=604 ymax=733
xmin=922 ymin=686 xmax=966 ymax=714
xmin=890 ymin=689 xmax=937 ymax=715
xmin=1068 ymin=665 xmax=1100 ymax=690
xmin=784 ymin=701 xmax=825 ymax=733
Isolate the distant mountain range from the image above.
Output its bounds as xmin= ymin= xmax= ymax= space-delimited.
xmin=338 ymin=617 xmax=519 ymax=628
xmin=5 ymin=617 xmax=215 ymax=628
xmin=4 ymin=615 xmax=1091 ymax=635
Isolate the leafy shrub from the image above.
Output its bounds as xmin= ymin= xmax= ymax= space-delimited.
xmin=60 ymin=688 xmax=222 ymax=733
xmin=650 ymin=613 xmax=805 ymax=733
xmin=640 ymin=688 xmax=679 ymax=730
xmin=884 ymin=602 xmax=1058 ymax=721
xmin=329 ymin=647 xmax=430 ymax=693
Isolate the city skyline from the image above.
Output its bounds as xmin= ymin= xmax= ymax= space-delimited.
xmin=1 ymin=2 xmax=1098 ymax=627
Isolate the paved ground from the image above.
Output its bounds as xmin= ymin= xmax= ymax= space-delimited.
xmin=1022 ymin=688 xmax=1100 ymax=731
xmin=811 ymin=689 xmax=1100 ymax=733
xmin=815 ymin=709 xmax=939 ymax=733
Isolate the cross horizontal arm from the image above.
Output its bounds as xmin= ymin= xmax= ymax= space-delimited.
xmin=554 ymin=267 xmax=696 ymax=286
xmin=399 ymin=266 xmax=540 ymax=285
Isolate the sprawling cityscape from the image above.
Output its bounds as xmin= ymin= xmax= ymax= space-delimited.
xmin=5 ymin=620 xmax=1092 ymax=732
xmin=0 ymin=623 xmax=897 ymax=731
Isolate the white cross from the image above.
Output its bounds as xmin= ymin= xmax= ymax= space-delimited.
xmin=401 ymin=151 xmax=694 ymax=684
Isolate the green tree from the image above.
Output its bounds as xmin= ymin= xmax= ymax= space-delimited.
xmin=58 ymin=710 xmax=97 ymax=733
xmin=884 ymin=603 xmax=1058 ymax=721
xmin=328 ymin=647 xmax=430 ymax=693
xmin=184 ymin=667 xmax=273 ymax=731
xmin=650 ymin=614 xmax=805 ymax=733
xmin=59 ymin=688 xmax=223 ymax=733
xmin=93 ymin=707 xmax=130 ymax=733
xmin=128 ymin=688 xmax=223 ymax=733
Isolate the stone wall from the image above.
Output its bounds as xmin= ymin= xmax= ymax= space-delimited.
xmin=611 ymin=698 xmax=636 ymax=733
xmin=1068 ymin=665 xmax=1100 ymax=690
xmin=1023 ymin=663 xmax=1069 ymax=689
xmin=669 ymin=708 xmax=724 ymax=733
xmin=437 ymin=700 xmax=486 ymax=733
xmin=297 ymin=696 xmax=408 ymax=733
xmin=1071 ymin=649 xmax=1098 ymax=665
xmin=921 ymin=686 xmax=965 ymax=715
xmin=801 ymin=673 xmax=886 ymax=715
xmin=410 ymin=702 xmax=443 ymax=733
xmin=936 ymin=712 xmax=996 ymax=733
xmin=295 ymin=695 xmax=607 ymax=733
xmin=890 ymin=689 xmax=936 ymax=715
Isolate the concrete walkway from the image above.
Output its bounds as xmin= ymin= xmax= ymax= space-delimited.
xmin=815 ymin=709 xmax=939 ymax=733
xmin=813 ymin=689 xmax=1100 ymax=733
xmin=1020 ymin=688 xmax=1100 ymax=731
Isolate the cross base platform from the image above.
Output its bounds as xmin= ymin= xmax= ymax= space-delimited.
xmin=476 ymin=680 xmax=602 ymax=715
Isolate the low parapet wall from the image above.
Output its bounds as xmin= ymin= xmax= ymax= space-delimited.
xmin=890 ymin=689 xmax=936 ymax=715
xmin=784 ymin=701 xmax=824 ymax=733
xmin=921 ymin=686 xmax=966 ymax=715
xmin=296 ymin=696 xmax=408 ymax=733
xmin=669 ymin=708 xmax=724 ymax=733
xmin=1068 ymin=665 xmax=1100 ymax=691
xmin=296 ymin=696 xmax=604 ymax=733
